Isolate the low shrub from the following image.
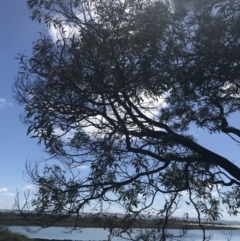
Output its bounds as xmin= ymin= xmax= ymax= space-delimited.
xmin=0 ymin=226 xmax=31 ymax=241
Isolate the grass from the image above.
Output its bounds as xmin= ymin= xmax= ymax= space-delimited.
xmin=0 ymin=226 xmax=31 ymax=241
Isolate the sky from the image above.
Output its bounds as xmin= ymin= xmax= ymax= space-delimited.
xmin=0 ymin=1 xmax=48 ymax=209
xmin=0 ymin=0 xmax=240 ymax=221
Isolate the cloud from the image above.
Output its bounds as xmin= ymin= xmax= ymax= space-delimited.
xmin=0 ymin=98 xmax=13 ymax=108
xmin=180 ymin=190 xmax=189 ymax=196
xmin=137 ymin=94 xmax=167 ymax=120
xmin=48 ymin=23 xmax=78 ymax=43
xmin=188 ymin=128 xmax=203 ymax=137
xmin=22 ymin=185 xmax=35 ymax=191
xmin=137 ymin=193 xmax=148 ymax=200
xmin=0 ymin=188 xmax=8 ymax=193
xmin=53 ymin=127 xmax=75 ymax=141
xmin=3 ymin=193 xmax=15 ymax=196
xmin=73 ymin=164 xmax=89 ymax=170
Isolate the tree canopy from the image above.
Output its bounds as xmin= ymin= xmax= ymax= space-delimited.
xmin=14 ymin=0 xmax=240 ymax=240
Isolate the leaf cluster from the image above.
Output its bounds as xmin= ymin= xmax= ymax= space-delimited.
xmin=14 ymin=0 xmax=240 ymax=240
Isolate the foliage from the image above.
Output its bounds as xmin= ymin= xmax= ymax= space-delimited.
xmin=0 ymin=226 xmax=31 ymax=241
xmin=14 ymin=0 xmax=240 ymax=240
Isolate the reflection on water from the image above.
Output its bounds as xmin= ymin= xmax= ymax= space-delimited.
xmin=8 ymin=226 xmax=240 ymax=241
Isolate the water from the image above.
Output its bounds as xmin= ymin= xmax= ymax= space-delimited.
xmin=8 ymin=226 xmax=240 ymax=241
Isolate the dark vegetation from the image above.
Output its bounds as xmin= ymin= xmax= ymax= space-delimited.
xmin=0 ymin=211 xmax=237 ymax=230
xmin=0 ymin=226 xmax=31 ymax=241
xmin=0 ymin=227 xmax=74 ymax=241
xmin=13 ymin=0 xmax=240 ymax=240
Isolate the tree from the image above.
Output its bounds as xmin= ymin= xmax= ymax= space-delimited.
xmin=14 ymin=0 xmax=240 ymax=240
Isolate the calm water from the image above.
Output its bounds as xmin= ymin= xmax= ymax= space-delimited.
xmin=8 ymin=226 xmax=240 ymax=241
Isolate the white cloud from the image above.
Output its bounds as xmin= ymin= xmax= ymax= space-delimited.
xmin=77 ymin=164 xmax=89 ymax=170
xmin=49 ymin=24 xmax=59 ymax=42
xmin=73 ymin=164 xmax=89 ymax=170
xmin=22 ymin=185 xmax=35 ymax=191
xmin=48 ymin=23 xmax=78 ymax=43
xmin=53 ymin=127 xmax=75 ymax=141
xmin=137 ymin=193 xmax=147 ymax=199
xmin=140 ymin=94 xmax=167 ymax=120
xmin=0 ymin=98 xmax=13 ymax=108
xmin=188 ymin=127 xmax=203 ymax=138
xmin=0 ymin=188 xmax=8 ymax=193
xmin=180 ymin=190 xmax=189 ymax=196
xmin=3 ymin=193 xmax=15 ymax=196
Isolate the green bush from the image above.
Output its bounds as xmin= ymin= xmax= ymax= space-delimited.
xmin=0 ymin=226 xmax=31 ymax=241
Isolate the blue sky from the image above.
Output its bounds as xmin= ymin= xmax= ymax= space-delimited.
xmin=0 ymin=1 xmax=48 ymax=209
xmin=0 ymin=0 xmax=240 ymax=221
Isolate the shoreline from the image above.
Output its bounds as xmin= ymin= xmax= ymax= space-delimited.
xmin=171 ymin=223 xmax=240 ymax=230
xmin=5 ymin=225 xmax=240 ymax=241
xmin=2 ymin=212 xmax=240 ymax=231
xmin=5 ymin=223 xmax=240 ymax=230
xmin=3 ymin=220 xmax=240 ymax=230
